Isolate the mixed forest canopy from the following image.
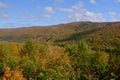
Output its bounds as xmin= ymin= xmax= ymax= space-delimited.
xmin=0 ymin=22 xmax=120 ymax=80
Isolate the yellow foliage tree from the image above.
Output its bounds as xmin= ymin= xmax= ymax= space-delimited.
xmin=0 ymin=67 xmax=26 ymax=80
xmin=9 ymin=43 xmax=20 ymax=57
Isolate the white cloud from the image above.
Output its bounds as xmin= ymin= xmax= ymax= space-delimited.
xmin=0 ymin=12 xmax=9 ymax=19
xmin=117 ymin=0 xmax=120 ymax=3
xmin=42 ymin=14 xmax=52 ymax=18
xmin=58 ymin=8 xmax=73 ymax=12
xmin=89 ymin=0 xmax=96 ymax=4
xmin=108 ymin=12 xmax=118 ymax=21
xmin=85 ymin=11 xmax=104 ymax=21
xmin=19 ymin=13 xmax=53 ymax=19
xmin=48 ymin=0 xmax=64 ymax=5
xmin=0 ymin=2 xmax=9 ymax=8
xmin=44 ymin=7 xmax=54 ymax=14
xmin=18 ymin=6 xmax=54 ymax=19
xmin=59 ymin=2 xmax=105 ymax=22
xmin=19 ymin=14 xmax=40 ymax=19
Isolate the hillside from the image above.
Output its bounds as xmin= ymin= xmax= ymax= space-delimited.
xmin=0 ymin=22 xmax=120 ymax=80
xmin=0 ymin=21 xmax=119 ymax=42
xmin=59 ymin=22 xmax=120 ymax=51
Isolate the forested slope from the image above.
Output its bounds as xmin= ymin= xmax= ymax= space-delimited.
xmin=0 ymin=22 xmax=120 ymax=80
xmin=0 ymin=22 xmax=115 ymax=42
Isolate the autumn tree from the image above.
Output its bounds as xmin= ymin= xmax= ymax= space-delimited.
xmin=0 ymin=67 xmax=26 ymax=80
xmin=21 ymin=40 xmax=33 ymax=55
xmin=65 ymin=40 xmax=94 ymax=79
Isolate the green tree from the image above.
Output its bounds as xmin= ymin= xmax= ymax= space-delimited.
xmin=65 ymin=40 xmax=94 ymax=79
xmin=20 ymin=40 xmax=37 ymax=56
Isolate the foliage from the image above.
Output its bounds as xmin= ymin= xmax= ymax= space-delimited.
xmin=65 ymin=40 xmax=110 ymax=79
xmin=0 ymin=67 xmax=26 ymax=80
xmin=0 ymin=26 xmax=120 ymax=80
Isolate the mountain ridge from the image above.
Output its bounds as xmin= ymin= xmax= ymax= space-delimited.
xmin=0 ymin=21 xmax=120 ymax=42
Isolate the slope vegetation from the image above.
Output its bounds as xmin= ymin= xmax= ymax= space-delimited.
xmin=0 ymin=22 xmax=119 ymax=43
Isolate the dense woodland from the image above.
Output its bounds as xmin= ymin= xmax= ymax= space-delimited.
xmin=0 ymin=22 xmax=120 ymax=80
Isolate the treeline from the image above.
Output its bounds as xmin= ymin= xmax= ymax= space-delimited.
xmin=0 ymin=40 xmax=120 ymax=80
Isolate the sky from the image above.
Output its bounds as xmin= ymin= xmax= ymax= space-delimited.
xmin=0 ymin=0 xmax=120 ymax=28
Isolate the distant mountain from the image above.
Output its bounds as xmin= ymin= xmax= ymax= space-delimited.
xmin=0 ymin=22 xmax=120 ymax=43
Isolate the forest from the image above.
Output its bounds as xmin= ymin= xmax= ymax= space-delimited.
xmin=0 ymin=22 xmax=120 ymax=80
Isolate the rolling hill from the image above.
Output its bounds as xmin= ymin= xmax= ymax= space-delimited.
xmin=0 ymin=21 xmax=120 ymax=43
xmin=0 ymin=21 xmax=120 ymax=80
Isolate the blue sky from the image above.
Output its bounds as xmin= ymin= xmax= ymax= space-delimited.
xmin=0 ymin=0 xmax=120 ymax=28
